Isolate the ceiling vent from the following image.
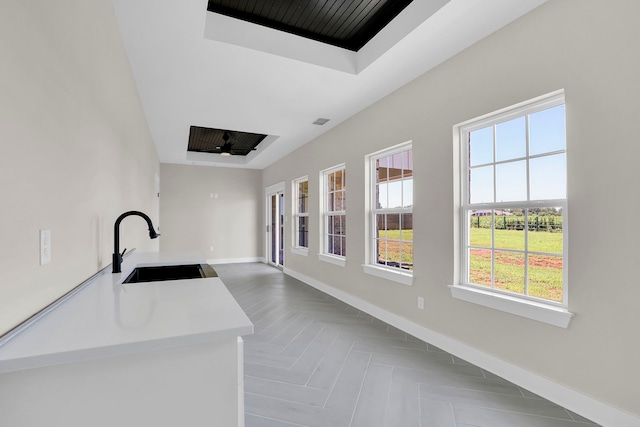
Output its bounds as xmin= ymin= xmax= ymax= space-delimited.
xmin=312 ymin=118 xmax=330 ymax=126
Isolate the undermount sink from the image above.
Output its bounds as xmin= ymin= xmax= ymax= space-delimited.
xmin=123 ymin=264 xmax=218 ymax=284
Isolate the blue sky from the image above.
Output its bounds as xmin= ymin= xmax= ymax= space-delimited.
xmin=469 ymin=105 xmax=566 ymax=203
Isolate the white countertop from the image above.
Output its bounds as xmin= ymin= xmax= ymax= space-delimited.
xmin=0 ymin=252 xmax=253 ymax=373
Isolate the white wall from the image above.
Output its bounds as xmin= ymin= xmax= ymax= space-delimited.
xmin=0 ymin=1 xmax=159 ymax=336
xmin=262 ymin=0 xmax=640 ymax=419
xmin=159 ymin=164 xmax=262 ymax=263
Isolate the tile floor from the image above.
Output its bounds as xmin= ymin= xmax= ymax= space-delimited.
xmin=215 ymin=263 xmax=599 ymax=427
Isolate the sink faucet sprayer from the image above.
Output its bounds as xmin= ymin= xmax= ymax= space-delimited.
xmin=112 ymin=211 xmax=160 ymax=273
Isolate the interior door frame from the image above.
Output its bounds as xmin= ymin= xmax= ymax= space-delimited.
xmin=265 ymin=182 xmax=285 ymax=268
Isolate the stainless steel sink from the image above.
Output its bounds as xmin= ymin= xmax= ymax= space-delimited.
xmin=122 ymin=264 xmax=217 ymax=284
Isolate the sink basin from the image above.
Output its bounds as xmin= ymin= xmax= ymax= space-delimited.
xmin=123 ymin=264 xmax=217 ymax=284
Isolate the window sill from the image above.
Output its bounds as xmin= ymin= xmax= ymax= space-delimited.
xmin=318 ymin=253 xmax=346 ymax=267
xmin=449 ymin=285 xmax=574 ymax=328
xmin=362 ymin=264 xmax=413 ymax=286
xmin=290 ymin=247 xmax=309 ymax=257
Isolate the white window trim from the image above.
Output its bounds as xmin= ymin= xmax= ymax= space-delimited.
xmin=318 ymin=252 xmax=346 ymax=267
xmin=292 ymin=176 xmax=309 ymax=251
xmin=452 ymin=89 xmax=574 ymax=328
xmin=363 ymin=141 xmax=413 ymax=284
xmin=291 ymin=247 xmax=309 ymax=257
xmin=362 ymin=264 xmax=413 ymax=286
xmin=319 ymin=164 xmax=346 ymax=262
xmin=449 ymin=284 xmax=573 ymax=328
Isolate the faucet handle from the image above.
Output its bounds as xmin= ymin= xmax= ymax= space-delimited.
xmin=120 ymin=248 xmax=127 ymax=259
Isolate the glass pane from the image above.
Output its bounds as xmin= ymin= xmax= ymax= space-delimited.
xmin=401 ymin=242 xmax=413 ymax=271
xmin=530 ymin=154 xmax=566 ymax=200
xmin=386 ymin=214 xmax=400 ymax=240
xmin=530 ymin=105 xmax=566 ymax=155
xmin=298 ymin=217 xmax=308 ymax=247
xmin=333 ymin=216 xmax=342 ymax=235
xmin=496 ymin=160 xmax=526 ymax=202
xmin=403 ymin=150 xmax=413 ymax=178
xmin=334 ymin=191 xmax=345 ymax=211
xmin=328 ymin=193 xmax=335 ymax=212
xmin=377 ymin=239 xmax=388 ymax=265
xmin=298 ymin=181 xmax=308 ymax=213
xmin=528 ymin=254 xmax=563 ymax=301
xmin=469 ymin=126 xmax=493 ymax=166
xmin=493 ymin=210 xmax=524 ymax=250
xmin=400 ymin=213 xmax=413 ymax=241
xmin=376 ymin=214 xmax=387 ymax=239
xmin=469 ymin=249 xmax=492 ymax=287
xmin=388 ymin=180 xmax=402 ymax=208
xmin=335 ymin=170 xmax=343 ymax=191
xmin=494 ymin=250 xmax=524 ymax=295
xmin=402 ymin=178 xmax=413 ymax=208
xmin=340 ymin=236 xmax=346 ymax=257
xmin=469 ymin=165 xmax=494 ymax=204
xmin=385 ymin=239 xmax=400 ymax=267
xmin=527 ymin=208 xmax=563 ymax=254
xmin=496 ymin=116 xmax=526 ymax=161
xmin=340 ymin=215 xmax=346 ymax=236
xmin=377 ymin=158 xmax=389 ymax=183
xmin=332 ymin=236 xmax=340 ymax=255
xmin=377 ymin=183 xmax=388 ymax=208
xmin=468 ymin=210 xmax=491 ymax=248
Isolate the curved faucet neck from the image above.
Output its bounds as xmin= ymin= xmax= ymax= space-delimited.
xmin=112 ymin=211 xmax=159 ymax=274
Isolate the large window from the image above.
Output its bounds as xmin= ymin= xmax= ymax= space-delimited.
xmin=292 ymin=176 xmax=309 ymax=251
xmin=364 ymin=143 xmax=413 ymax=283
xmin=458 ymin=91 xmax=568 ymax=311
xmin=320 ymin=165 xmax=346 ymax=264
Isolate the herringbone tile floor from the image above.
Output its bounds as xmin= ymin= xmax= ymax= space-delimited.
xmin=215 ymin=263 xmax=599 ymax=427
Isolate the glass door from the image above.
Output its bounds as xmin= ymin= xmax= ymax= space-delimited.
xmin=266 ymin=183 xmax=285 ymax=268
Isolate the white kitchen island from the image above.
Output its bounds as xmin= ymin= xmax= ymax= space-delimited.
xmin=0 ymin=252 xmax=253 ymax=427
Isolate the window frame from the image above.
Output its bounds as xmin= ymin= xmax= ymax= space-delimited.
xmin=451 ymin=90 xmax=574 ymax=328
xmin=319 ymin=164 xmax=346 ymax=266
xmin=363 ymin=142 xmax=413 ymax=286
xmin=291 ymin=176 xmax=309 ymax=255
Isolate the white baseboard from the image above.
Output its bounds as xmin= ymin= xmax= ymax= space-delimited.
xmin=208 ymin=257 xmax=265 ymax=265
xmin=283 ymin=267 xmax=640 ymax=427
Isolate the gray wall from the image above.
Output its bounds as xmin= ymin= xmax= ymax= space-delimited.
xmin=262 ymin=0 xmax=640 ymax=416
xmin=159 ymin=164 xmax=263 ymax=262
xmin=0 ymin=1 xmax=159 ymax=336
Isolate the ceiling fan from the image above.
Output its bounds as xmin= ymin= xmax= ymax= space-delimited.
xmin=218 ymin=132 xmax=234 ymax=157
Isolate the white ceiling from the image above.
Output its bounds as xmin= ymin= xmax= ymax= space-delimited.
xmin=111 ymin=0 xmax=547 ymax=169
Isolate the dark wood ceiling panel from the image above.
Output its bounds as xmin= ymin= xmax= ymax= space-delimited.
xmin=188 ymin=126 xmax=267 ymax=156
xmin=207 ymin=0 xmax=414 ymax=51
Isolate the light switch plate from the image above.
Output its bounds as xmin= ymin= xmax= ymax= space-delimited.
xmin=40 ymin=229 xmax=51 ymax=265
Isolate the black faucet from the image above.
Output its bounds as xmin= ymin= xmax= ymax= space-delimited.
xmin=112 ymin=211 xmax=160 ymax=273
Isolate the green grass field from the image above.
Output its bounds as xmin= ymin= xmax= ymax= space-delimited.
xmin=469 ymin=228 xmax=563 ymax=301
xmin=375 ymin=228 xmax=563 ymax=301
xmin=377 ymin=230 xmax=413 ymax=269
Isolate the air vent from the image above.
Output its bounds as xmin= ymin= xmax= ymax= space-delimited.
xmin=312 ymin=118 xmax=330 ymax=126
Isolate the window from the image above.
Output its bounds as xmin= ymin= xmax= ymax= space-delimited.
xmin=364 ymin=143 xmax=413 ymax=285
xmin=453 ymin=90 xmax=573 ymax=328
xmin=319 ymin=165 xmax=346 ymax=265
xmin=292 ymin=176 xmax=309 ymax=253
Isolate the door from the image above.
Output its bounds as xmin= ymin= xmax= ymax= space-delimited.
xmin=266 ymin=183 xmax=285 ymax=268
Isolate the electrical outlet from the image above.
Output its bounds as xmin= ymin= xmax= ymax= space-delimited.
xmin=209 ymin=246 xmax=214 ymax=252
xmin=417 ymin=296 xmax=424 ymax=310
xmin=40 ymin=229 xmax=51 ymax=265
